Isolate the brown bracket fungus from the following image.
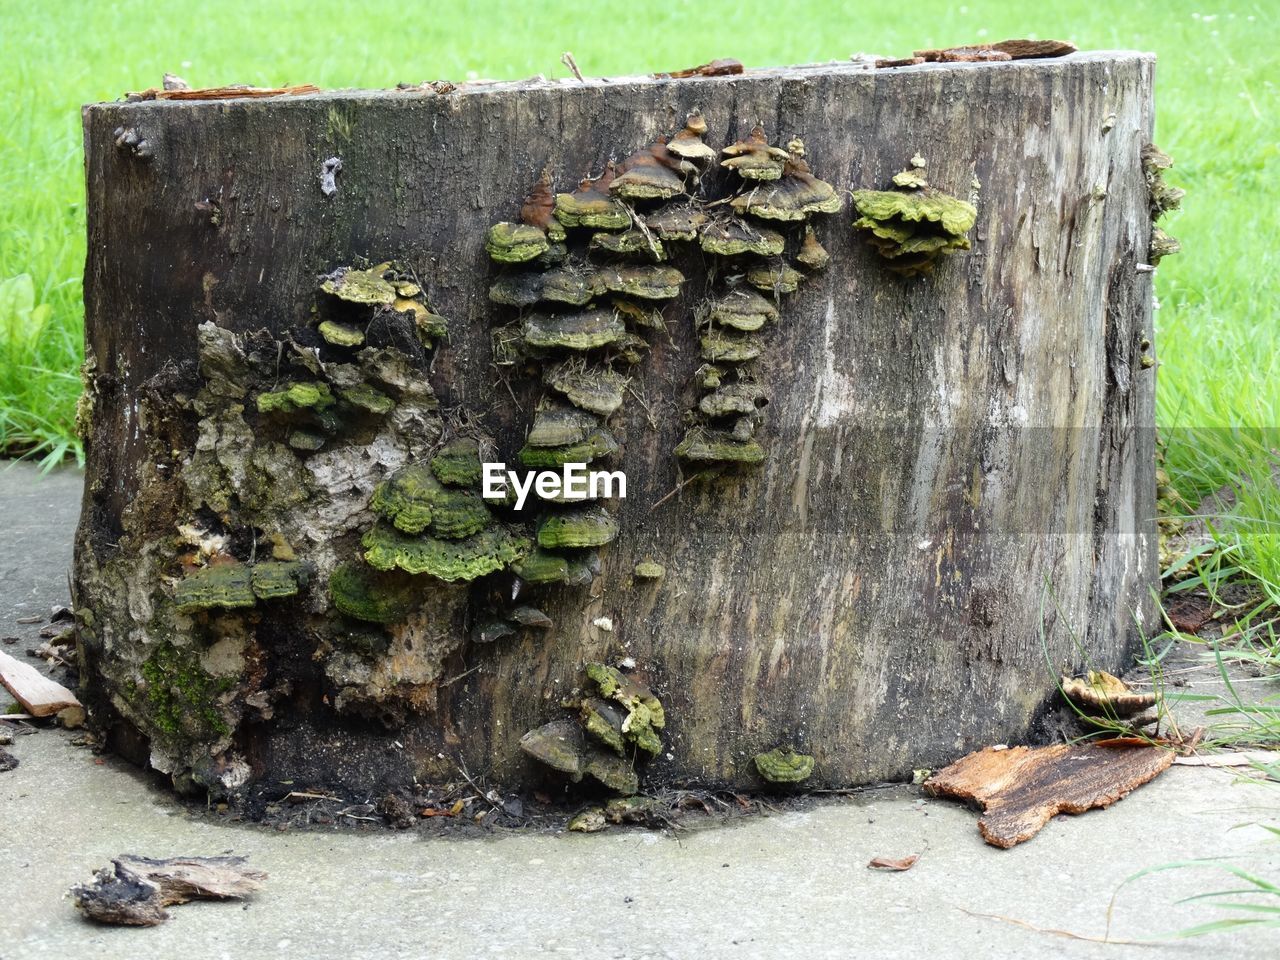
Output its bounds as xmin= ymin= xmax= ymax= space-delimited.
xmin=1142 ymin=144 xmax=1184 ymax=264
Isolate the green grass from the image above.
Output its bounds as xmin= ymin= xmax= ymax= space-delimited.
xmin=1 ymin=4 xmax=1277 ymax=556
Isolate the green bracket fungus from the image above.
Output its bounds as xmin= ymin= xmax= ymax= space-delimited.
xmin=319 ymin=263 xmax=397 ymax=305
xmin=522 ymin=308 xmax=626 ymax=351
xmin=328 ymin=563 xmax=424 ymax=624
xmin=700 ymin=329 xmax=764 ymax=363
xmin=746 ymin=261 xmax=805 ymax=295
xmin=339 ymin=384 xmax=394 ymax=415
xmin=609 ymin=140 xmax=689 ymax=200
xmin=595 ymin=265 xmax=684 ymax=301
xmin=753 ymin=747 xmax=815 ymax=784
xmin=361 ymin=523 xmax=529 ymax=581
xmin=518 ymin=719 xmax=640 ymax=795
xmin=580 ymin=697 xmax=628 ymax=755
xmin=519 ymin=426 xmax=619 ymax=468
xmin=589 ymin=229 xmax=666 ymax=261
xmin=554 ymin=168 xmax=632 ymax=229
xmin=318 ymin=320 xmax=365 ymax=348
xmin=537 ymin=505 xmax=620 ymax=549
xmin=543 ymin=363 xmax=628 ymax=416
xmin=728 ymin=140 xmax=842 ymax=221
xmin=699 ymin=382 xmax=768 ymax=417
xmin=255 ymin=381 xmax=335 ymax=415
xmin=371 ymin=464 xmax=440 ymax=534
xmin=485 ymin=222 xmax=551 ymax=263
xmin=585 ymin=662 xmax=665 ymax=756
xmin=644 ymin=203 xmax=708 ymax=241
xmin=675 ymin=427 xmax=766 ymax=464
xmin=720 ymin=126 xmax=790 ymax=181
xmin=430 ymin=438 xmax=484 ymax=487
xmin=699 ymin=219 xmax=786 ymax=257
xmin=511 ymin=547 xmax=573 ymax=584
xmin=633 ymin=560 xmax=666 ymax=580
xmin=174 ymin=560 xmax=308 ymax=613
xmin=527 ymin=404 xmax=601 ymax=448
xmin=706 ymin=288 xmax=779 ymax=331
xmin=851 ymin=158 xmax=978 ymax=276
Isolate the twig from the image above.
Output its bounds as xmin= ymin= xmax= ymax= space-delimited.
xmin=560 ymin=52 xmax=584 ymax=83
xmin=955 ymin=907 xmax=1157 ymax=945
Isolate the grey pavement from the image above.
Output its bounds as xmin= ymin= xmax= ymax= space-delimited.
xmin=1 ymin=461 xmax=1277 ymax=959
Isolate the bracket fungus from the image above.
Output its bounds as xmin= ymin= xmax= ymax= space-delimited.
xmin=1142 ymin=144 xmax=1184 ymax=265
xmin=174 ymin=561 xmax=309 ymax=614
xmin=851 ymin=156 xmax=978 ymax=276
xmin=754 ymin=747 xmax=815 ymax=784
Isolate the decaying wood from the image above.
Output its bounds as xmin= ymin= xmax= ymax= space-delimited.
xmin=126 ymin=83 xmax=319 ymax=102
xmin=914 ymin=40 xmax=1077 ymax=62
xmin=653 ymin=58 xmax=744 ymax=79
xmin=925 ymin=744 xmax=1175 ymax=848
xmin=76 ymin=54 xmax=1158 ymax=800
xmin=71 ymin=855 xmax=266 ymax=926
xmin=0 ymin=649 xmax=81 ymax=717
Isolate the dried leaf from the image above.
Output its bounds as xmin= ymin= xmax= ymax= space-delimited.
xmin=867 ymin=853 xmax=920 ymax=871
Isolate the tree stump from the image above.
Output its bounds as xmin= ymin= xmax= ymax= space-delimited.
xmin=74 ymin=52 xmax=1159 ymax=802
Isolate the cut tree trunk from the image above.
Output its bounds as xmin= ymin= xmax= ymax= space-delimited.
xmin=75 ymin=52 xmax=1159 ymax=802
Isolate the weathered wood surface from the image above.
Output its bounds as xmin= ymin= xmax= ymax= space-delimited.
xmin=75 ymin=53 xmax=1158 ymax=799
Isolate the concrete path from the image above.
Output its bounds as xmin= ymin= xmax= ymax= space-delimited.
xmin=2 ymin=462 xmax=1277 ymax=959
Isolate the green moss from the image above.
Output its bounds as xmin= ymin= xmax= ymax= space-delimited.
xmin=140 ymin=642 xmax=232 ymax=740
xmin=318 ymin=320 xmax=365 ymax=347
xmin=519 ymin=427 xmax=618 ymax=468
xmin=485 ymin=222 xmax=549 ymax=263
xmin=431 ymin=438 xmax=484 ymax=487
xmin=361 ymin=523 xmax=529 ymax=581
xmin=340 ymin=384 xmax=394 ymax=415
xmin=329 ymin=562 xmax=423 ymax=624
xmin=753 ymin=746 xmax=815 ymax=784
xmin=537 ymin=505 xmax=619 ymax=549
xmin=255 ymin=381 xmax=336 ymax=415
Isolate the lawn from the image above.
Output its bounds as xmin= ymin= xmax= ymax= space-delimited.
xmin=1 ymin=0 xmax=1277 ymax=593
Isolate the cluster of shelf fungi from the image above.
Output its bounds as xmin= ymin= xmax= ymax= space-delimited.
xmin=482 ymin=114 xmax=981 ymax=798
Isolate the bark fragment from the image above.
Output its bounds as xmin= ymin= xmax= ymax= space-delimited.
xmin=925 ymin=743 xmax=1174 ymax=848
xmin=71 ymin=855 xmax=266 ymax=926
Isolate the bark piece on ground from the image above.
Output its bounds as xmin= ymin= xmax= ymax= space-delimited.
xmin=71 ymin=855 xmax=267 ymax=926
xmin=925 ymin=743 xmax=1174 ymax=848
xmin=0 ymin=649 xmax=81 ymax=717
